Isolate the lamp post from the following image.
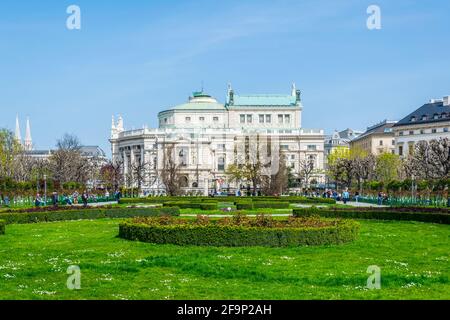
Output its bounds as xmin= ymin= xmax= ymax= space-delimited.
xmin=44 ymin=174 xmax=47 ymax=206
xmin=411 ymin=174 xmax=415 ymax=201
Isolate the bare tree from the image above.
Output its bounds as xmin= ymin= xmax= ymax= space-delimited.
xmin=49 ymin=134 xmax=89 ymax=185
xmin=160 ymin=143 xmax=183 ymax=196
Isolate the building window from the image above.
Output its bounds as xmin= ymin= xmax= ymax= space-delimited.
xmin=164 ymin=118 xmax=168 ymax=124
xmin=379 ymin=140 xmax=383 ymax=146
xmin=217 ymin=144 xmax=226 ymax=151
xmin=399 ymin=146 xmax=403 ymax=156
xmin=246 ymin=114 xmax=253 ymax=123
xmin=432 ymin=129 xmax=437 ymax=133
xmin=199 ymin=117 xmax=205 ymax=121
xmin=307 ymin=145 xmax=317 ymax=151
xmin=410 ymin=116 xmax=416 ymax=122
xmin=392 ymin=140 xmax=395 ymax=146
xmin=240 ymin=115 xmax=245 ymax=124
xmin=259 ymin=115 xmax=265 ymax=123
xmin=185 ymin=117 xmax=191 ymax=122
xmin=291 ymin=155 xmax=295 ymax=160
xmin=409 ymin=131 xmax=414 ymax=135
xmin=213 ymin=117 xmax=219 ymax=122
xmin=218 ymin=157 xmax=225 ymax=171
xmin=278 ymin=115 xmax=284 ymax=124
xmin=280 ymin=145 xmax=289 ymax=151
xmin=399 ymin=131 xmax=404 ymax=136
xmin=421 ymin=115 xmax=428 ymax=121
xmin=284 ymin=114 xmax=291 ymax=124
xmin=444 ymin=128 xmax=449 ymax=133
xmin=266 ymin=115 xmax=271 ymax=123
xmin=420 ymin=129 xmax=425 ymax=134
xmin=434 ymin=113 xmax=439 ymax=120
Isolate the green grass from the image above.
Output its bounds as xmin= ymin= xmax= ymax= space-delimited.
xmin=0 ymin=218 xmax=448 ymax=300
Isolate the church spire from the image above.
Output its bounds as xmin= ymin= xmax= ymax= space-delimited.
xmin=24 ymin=117 xmax=32 ymax=151
xmin=15 ymin=115 xmax=22 ymax=143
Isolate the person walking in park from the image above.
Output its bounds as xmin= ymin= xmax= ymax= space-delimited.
xmin=73 ymin=191 xmax=79 ymax=204
xmin=35 ymin=193 xmax=43 ymax=207
xmin=343 ymin=189 xmax=350 ymax=205
xmin=377 ymin=192 xmax=383 ymax=206
xmin=81 ymin=191 xmax=88 ymax=207
xmin=51 ymin=192 xmax=58 ymax=207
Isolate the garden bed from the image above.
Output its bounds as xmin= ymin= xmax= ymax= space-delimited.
xmin=0 ymin=207 xmax=180 ymax=225
xmin=119 ymin=215 xmax=359 ymax=247
xmin=293 ymin=207 xmax=450 ymax=224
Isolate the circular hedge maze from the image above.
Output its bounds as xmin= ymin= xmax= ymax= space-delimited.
xmin=119 ymin=215 xmax=360 ymax=247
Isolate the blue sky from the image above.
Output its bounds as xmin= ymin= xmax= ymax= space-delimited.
xmin=1 ymin=0 xmax=449 ymax=155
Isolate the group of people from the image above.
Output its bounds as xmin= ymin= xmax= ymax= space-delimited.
xmin=323 ymin=189 xmax=359 ymax=204
xmin=35 ymin=191 xmax=90 ymax=207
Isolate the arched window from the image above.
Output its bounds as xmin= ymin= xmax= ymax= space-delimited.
xmin=218 ymin=157 xmax=225 ymax=171
xmin=192 ymin=182 xmax=198 ymax=188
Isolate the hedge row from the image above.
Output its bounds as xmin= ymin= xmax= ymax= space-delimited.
xmin=0 ymin=207 xmax=180 ymax=225
xmin=119 ymin=220 xmax=360 ymax=247
xmin=119 ymin=196 xmax=335 ymax=205
xmin=0 ymin=220 xmax=5 ymax=235
xmin=292 ymin=208 xmax=450 ymax=224
xmin=236 ymin=201 xmax=290 ymax=210
xmin=162 ymin=201 xmax=218 ymax=210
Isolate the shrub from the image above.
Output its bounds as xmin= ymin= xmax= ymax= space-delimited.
xmin=252 ymin=201 xmax=290 ymax=209
xmin=200 ymin=203 xmax=218 ymax=211
xmin=236 ymin=202 xmax=254 ymax=210
xmin=119 ymin=217 xmax=360 ymax=247
xmin=0 ymin=207 xmax=180 ymax=225
xmin=292 ymin=207 xmax=449 ymax=224
xmin=0 ymin=219 xmax=5 ymax=235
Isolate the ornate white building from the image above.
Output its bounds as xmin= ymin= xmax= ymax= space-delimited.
xmin=110 ymin=84 xmax=325 ymax=195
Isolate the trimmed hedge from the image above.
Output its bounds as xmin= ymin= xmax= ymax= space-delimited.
xmin=200 ymin=203 xmax=218 ymax=211
xmin=0 ymin=207 xmax=180 ymax=225
xmin=119 ymin=196 xmax=336 ymax=205
xmin=119 ymin=220 xmax=360 ymax=247
xmin=162 ymin=202 xmax=218 ymax=210
xmin=253 ymin=201 xmax=290 ymax=209
xmin=293 ymin=208 xmax=450 ymax=224
xmin=236 ymin=202 xmax=254 ymax=210
xmin=0 ymin=219 xmax=5 ymax=235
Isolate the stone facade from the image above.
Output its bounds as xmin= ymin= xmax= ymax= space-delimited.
xmin=110 ymin=85 xmax=325 ymax=195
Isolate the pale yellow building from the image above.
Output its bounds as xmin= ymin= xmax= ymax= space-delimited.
xmin=350 ymin=120 xmax=397 ymax=155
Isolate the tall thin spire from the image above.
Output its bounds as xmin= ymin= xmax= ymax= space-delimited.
xmin=24 ymin=117 xmax=32 ymax=151
xmin=15 ymin=115 xmax=22 ymax=143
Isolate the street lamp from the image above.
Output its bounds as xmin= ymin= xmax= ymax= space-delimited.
xmin=411 ymin=174 xmax=415 ymax=200
xmin=44 ymin=174 xmax=47 ymax=206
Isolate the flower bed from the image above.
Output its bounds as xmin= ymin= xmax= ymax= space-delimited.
xmin=292 ymin=207 xmax=449 ymax=224
xmin=119 ymin=215 xmax=360 ymax=247
xmin=0 ymin=207 xmax=180 ymax=225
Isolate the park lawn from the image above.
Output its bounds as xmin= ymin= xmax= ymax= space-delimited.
xmin=0 ymin=219 xmax=448 ymax=300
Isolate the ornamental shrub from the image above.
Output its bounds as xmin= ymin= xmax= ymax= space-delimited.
xmin=0 ymin=207 xmax=179 ymax=225
xmin=292 ymin=207 xmax=449 ymax=224
xmin=119 ymin=216 xmax=359 ymax=247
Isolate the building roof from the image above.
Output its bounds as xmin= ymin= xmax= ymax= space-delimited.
xmin=25 ymin=146 xmax=107 ymax=158
xmin=231 ymin=94 xmax=298 ymax=107
xmin=162 ymin=92 xmax=226 ymax=112
xmin=394 ymin=100 xmax=450 ymax=127
xmin=352 ymin=120 xmax=397 ymax=142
